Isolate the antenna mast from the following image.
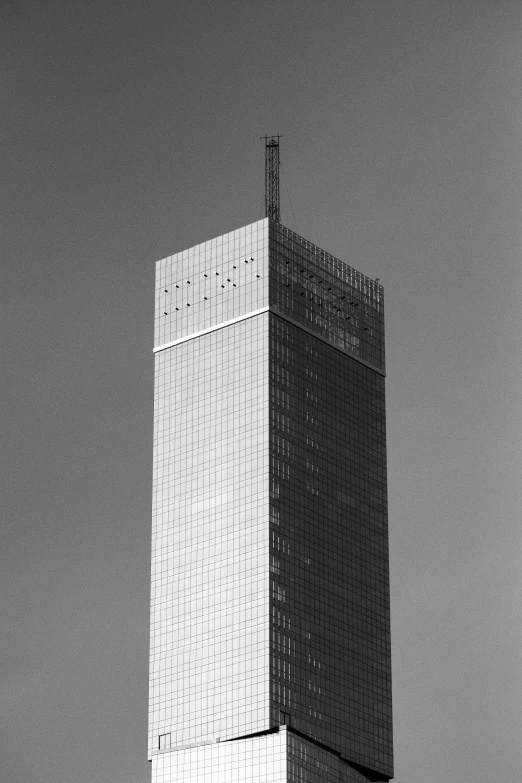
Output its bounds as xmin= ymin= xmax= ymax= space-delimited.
xmin=261 ymin=134 xmax=281 ymax=223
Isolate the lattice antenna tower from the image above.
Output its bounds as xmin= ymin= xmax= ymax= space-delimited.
xmin=261 ymin=134 xmax=281 ymax=223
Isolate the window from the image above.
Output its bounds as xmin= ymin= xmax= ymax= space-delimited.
xmin=159 ymin=733 xmax=171 ymax=750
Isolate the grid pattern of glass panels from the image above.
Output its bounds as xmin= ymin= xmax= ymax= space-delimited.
xmin=150 ymin=219 xmax=392 ymax=781
xmin=288 ymin=731 xmax=386 ymax=783
xmin=152 ymin=730 xmax=287 ymax=782
xmin=150 ymin=314 xmax=270 ymax=757
xmin=151 ymin=728 xmax=388 ymax=782
xmin=268 ymin=312 xmax=392 ymax=777
xmin=155 ymin=219 xmax=268 ymax=349
xmin=269 ymin=222 xmax=384 ymax=373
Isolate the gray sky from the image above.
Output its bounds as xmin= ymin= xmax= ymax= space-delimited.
xmin=2 ymin=1 xmax=521 ymax=781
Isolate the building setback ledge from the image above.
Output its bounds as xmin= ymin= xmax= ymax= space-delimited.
xmin=153 ymin=305 xmax=385 ymax=376
xmin=153 ymin=306 xmax=270 ymax=354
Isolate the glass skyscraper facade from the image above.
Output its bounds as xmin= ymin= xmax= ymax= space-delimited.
xmin=149 ymin=219 xmax=392 ymax=782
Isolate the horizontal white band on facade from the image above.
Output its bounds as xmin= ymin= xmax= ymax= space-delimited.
xmin=150 ymin=727 xmax=289 ymax=758
xmin=153 ymin=305 xmax=385 ymax=376
xmin=153 ymin=306 xmax=270 ymax=353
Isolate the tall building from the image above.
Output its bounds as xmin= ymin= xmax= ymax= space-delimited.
xmin=149 ymin=217 xmax=392 ymax=782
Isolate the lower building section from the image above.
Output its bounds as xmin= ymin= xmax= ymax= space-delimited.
xmin=152 ymin=731 xmax=286 ymax=783
xmin=151 ymin=728 xmax=389 ymax=782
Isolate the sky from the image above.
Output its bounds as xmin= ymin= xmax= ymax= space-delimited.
xmin=1 ymin=1 xmax=521 ymax=781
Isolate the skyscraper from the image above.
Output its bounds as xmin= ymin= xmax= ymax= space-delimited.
xmin=149 ymin=217 xmax=392 ymax=782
